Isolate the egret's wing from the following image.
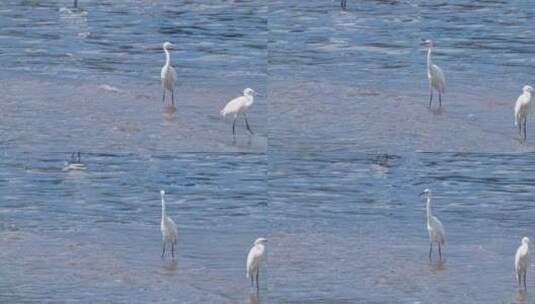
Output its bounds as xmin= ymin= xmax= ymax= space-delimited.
xmin=221 ymin=96 xmax=246 ymax=116
xmin=170 ymin=66 xmax=177 ymax=83
xmin=432 ymin=215 xmax=446 ymax=243
xmin=515 ymin=95 xmax=524 ymax=125
xmin=432 ymin=64 xmax=446 ymax=92
xmin=160 ymin=66 xmax=166 ymax=81
xmin=166 ymin=216 xmax=178 ymax=238
xmin=515 ymin=246 xmax=522 ymax=272
xmin=246 ymin=246 xmax=259 ymax=277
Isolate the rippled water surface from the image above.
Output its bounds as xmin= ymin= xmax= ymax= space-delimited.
xmin=0 ymin=151 xmax=267 ymax=303
xmin=269 ymin=152 xmax=535 ymax=303
xmin=269 ymin=0 xmax=535 ymax=152
xmin=0 ymin=0 xmax=267 ymax=153
xmin=2 ymin=0 xmax=535 ymax=303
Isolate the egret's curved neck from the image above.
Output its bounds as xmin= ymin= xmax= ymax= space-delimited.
xmin=427 ymin=47 xmax=432 ymax=70
xmin=161 ymin=196 xmax=166 ymax=220
xmin=426 ymin=196 xmax=432 ymax=220
xmin=164 ymin=48 xmax=171 ymax=66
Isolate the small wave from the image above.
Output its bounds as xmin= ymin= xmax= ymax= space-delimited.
xmin=98 ymin=84 xmax=121 ymax=93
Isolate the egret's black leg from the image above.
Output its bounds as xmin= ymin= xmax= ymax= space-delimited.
xmin=341 ymin=0 xmax=347 ymax=9
xmin=523 ymin=118 xmax=527 ymax=142
xmin=251 ymin=274 xmax=254 ymax=287
xmin=74 ymin=0 xmax=78 ymax=8
xmin=256 ymin=270 xmax=260 ymax=291
xmin=428 ymin=89 xmax=433 ymax=108
xmin=524 ymin=271 xmax=527 ymax=289
xmin=232 ymin=118 xmax=237 ymax=137
xmin=162 ymin=243 xmax=166 ymax=258
xmin=171 ymin=89 xmax=175 ymax=106
xmin=244 ymin=114 xmax=254 ymax=135
xmin=162 ymin=89 xmax=166 ymax=103
xmin=429 ymin=243 xmax=433 ymax=260
xmin=439 ymin=92 xmax=442 ymax=107
xmin=438 ymin=243 xmax=442 ymax=259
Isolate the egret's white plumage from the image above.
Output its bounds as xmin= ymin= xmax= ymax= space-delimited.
xmin=160 ymin=190 xmax=178 ymax=258
xmin=424 ymin=40 xmax=446 ymax=108
xmin=514 ymin=85 xmax=534 ymax=143
xmin=246 ymin=237 xmax=267 ymax=290
xmin=160 ymin=42 xmax=177 ymax=105
xmin=221 ymin=88 xmax=256 ymax=137
xmin=420 ymin=189 xmax=446 ymax=260
xmin=515 ymin=237 xmax=530 ymax=290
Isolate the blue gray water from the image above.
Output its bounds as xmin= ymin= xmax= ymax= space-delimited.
xmin=269 ymin=0 xmax=535 ymax=152
xmin=270 ymin=152 xmax=535 ymax=303
xmin=0 ymin=151 xmax=267 ymax=303
xmin=2 ymin=0 xmax=535 ymax=303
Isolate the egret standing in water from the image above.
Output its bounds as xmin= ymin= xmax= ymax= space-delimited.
xmin=420 ymin=189 xmax=446 ymax=260
xmin=160 ymin=42 xmax=176 ymax=106
xmin=515 ymin=237 xmax=530 ymax=290
xmin=514 ymin=85 xmax=533 ymax=143
xmin=220 ymin=88 xmax=256 ymax=138
xmin=424 ymin=40 xmax=446 ymax=108
xmin=246 ymin=237 xmax=267 ymax=291
xmin=160 ymin=190 xmax=178 ymax=258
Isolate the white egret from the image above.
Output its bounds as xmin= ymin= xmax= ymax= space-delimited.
xmin=514 ymin=85 xmax=534 ymax=143
xmin=246 ymin=237 xmax=267 ymax=290
xmin=160 ymin=190 xmax=178 ymax=258
xmin=424 ymin=40 xmax=446 ymax=108
xmin=160 ymin=42 xmax=177 ymax=106
xmin=420 ymin=189 xmax=446 ymax=260
xmin=515 ymin=237 xmax=530 ymax=290
xmin=62 ymin=152 xmax=86 ymax=171
xmin=220 ymin=88 xmax=256 ymax=137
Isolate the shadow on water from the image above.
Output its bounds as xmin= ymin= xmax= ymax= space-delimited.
xmin=162 ymin=258 xmax=178 ymax=273
xmin=512 ymin=289 xmax=529 ymax=304
xmin=430 ymin=107 xmax=444 ymax=116
xmin=163 ymin=105 xmax=177 ymax=114
xmin=249 ymin=292 xmax=260 ymax=304
xmin=232 ymin=134 xmax=253 ymax=148
xmin=429 ymin=259 xmax=446 ymax=272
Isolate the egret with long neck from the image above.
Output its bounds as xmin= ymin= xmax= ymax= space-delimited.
xmin=160 ymin=42 xmax=177 ymax=106
xmin=424 ymin=40 xmax=446 ymax=108
xmin=514 ymin=85 xmax=534 ymax=143
xmin=160 ymin=190 xmax=178 ymax=258
xmin=420 ymin=189 xmax=446 ymax=260
xmin=246 ymin=237 xmax=267 ymax=291
xmin=515 ymin=236 xmax=530 ymax=290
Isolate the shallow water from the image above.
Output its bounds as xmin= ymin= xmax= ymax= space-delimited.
xmin=2 ymin=0 xmax=535 ymax=303
xmin=269 ymin=152 xmax=535 ymax=303
xmin=269 ymin=0 xmax=535 ymax=152
xmin=0 ymin=151 xmax=268 ymax=303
